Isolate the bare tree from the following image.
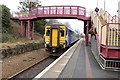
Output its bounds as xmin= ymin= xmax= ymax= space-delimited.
xmin=47 ymin=19 xmax=59 ymax=25
xmin=18 ymin=0 xmax=41 ymax=12
xmin=75 ymin=29 xmax=80 ymax=34
xmin=64 ymin=22 xmax=72 ymax=29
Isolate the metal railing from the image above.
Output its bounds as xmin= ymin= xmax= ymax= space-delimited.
xmin=12 ymin=6 xmax=86 ymax=18
xmin=12 ymin=11 xmax=29 ymax=18
xmin=100 ymin=55 xmax=120 ymax=70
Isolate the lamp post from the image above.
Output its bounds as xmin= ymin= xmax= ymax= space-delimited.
xmin=104 ymin=0 xmax=106 ymax=11
xmin=118 ymin=1 xmax=120 ymax=18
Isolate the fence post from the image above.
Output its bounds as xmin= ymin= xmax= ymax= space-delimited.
xmin=63 ymin=7 xmax=64 ymax=14
xmin=106 ymin=23 xmax=109 ymax=58
xmin=27 ymin=20 xmax=31 ymax=40
xmin=31 ymin=21 xmax=34 ymax=40
xmin=77 ymin=7 xmax=79 ymax=15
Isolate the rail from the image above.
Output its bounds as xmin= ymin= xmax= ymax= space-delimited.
xmin=100 ymin=56 xmax=120 ymax=70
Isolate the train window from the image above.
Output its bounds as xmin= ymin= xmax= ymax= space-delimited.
xmin=46 ymin=30 xmax=50 ymax=36
xmin=60 ymin=30 xmax=64 ymax=37
xmin=47 ymin=28 xmax=50 ymax=29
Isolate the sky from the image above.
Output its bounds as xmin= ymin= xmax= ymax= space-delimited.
xmin=1 ymin=0 xmax=120 ymax=33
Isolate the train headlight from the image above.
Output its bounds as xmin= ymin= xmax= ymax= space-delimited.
xmin=46 ymin=42 xmax=50 ymax=44
xmin=60 ymin=43 xmax=65 ymax=45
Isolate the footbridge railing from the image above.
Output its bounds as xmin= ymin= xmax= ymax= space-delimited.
xmin=12 ymin=6 xmax=86 ymax=18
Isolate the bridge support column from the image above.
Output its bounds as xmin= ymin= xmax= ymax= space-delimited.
xmin=20 ymin=21 xmax=23 ymax=36
xmin=27 ymin=20 xmax=31 ymax=40
xmin=25 ymin=23 xmax=27 ymax=37
xmin=31 ymin=21 xmax=34 ymax=40
xmin=85 ymin=21 xmax=90 ymax=46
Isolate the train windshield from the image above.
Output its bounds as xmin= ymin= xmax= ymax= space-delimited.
xmin=60 ymin=30 xmax=64 ymax=37
xmin=46 ymin=30 xmax=50 ymax=36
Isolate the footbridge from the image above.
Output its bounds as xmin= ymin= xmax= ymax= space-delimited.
xmin=12 ymin=6 xmax=90 ymax=20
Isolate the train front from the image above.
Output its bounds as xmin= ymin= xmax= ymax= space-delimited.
xmin=44 ymin=23 xmax=66 ymax=53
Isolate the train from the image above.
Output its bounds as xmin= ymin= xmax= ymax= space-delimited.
xmin=44 ymin=23 xmax=79 ymax=53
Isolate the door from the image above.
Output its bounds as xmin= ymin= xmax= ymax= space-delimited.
xmin=52 ymin=29 xmax=58 ymax=46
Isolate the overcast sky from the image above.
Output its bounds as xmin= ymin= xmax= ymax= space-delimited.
xmin=1 ymin=0 xmax=120 ymax=33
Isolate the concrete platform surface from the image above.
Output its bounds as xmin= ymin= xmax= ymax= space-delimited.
xmin=58 ymin=39 xmax=120 ymax=78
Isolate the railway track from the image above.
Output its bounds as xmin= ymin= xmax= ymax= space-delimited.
xmin=6 ymin=49 xmax=67 ymax=80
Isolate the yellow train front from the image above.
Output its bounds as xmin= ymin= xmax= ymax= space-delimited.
xmin=44 ymin=23 xmax=79 ymax=53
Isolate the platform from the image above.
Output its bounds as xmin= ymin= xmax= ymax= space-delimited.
xmin=33 ymin=39 xmax=120 ymax=79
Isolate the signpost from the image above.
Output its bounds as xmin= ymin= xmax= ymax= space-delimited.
xmin=118 ymin=1 xmax=120 ymax=18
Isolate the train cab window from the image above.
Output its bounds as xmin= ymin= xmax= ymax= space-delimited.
xmin=60 ymin=30 xmax=64 ymax=37
xmin=46 ymin=30 xmax=50 ymax=36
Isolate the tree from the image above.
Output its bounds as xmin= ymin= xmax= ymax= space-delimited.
xmin=64 ymin=22 xmax=72 ymax=29
xmin=75 ymin=29 xmax=80 ymax=34
xmin=18 ymin=0 xmax=47 ymax=35
xmin=34 ymin=19 xmax=47 ymax=35
xmin=46 ymin=19 xmax=59 ymax=25
xmin=1 ymin=5 xmax=11 ymax=28
xmin=18 ymin=0 xmax=41 ymax=12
